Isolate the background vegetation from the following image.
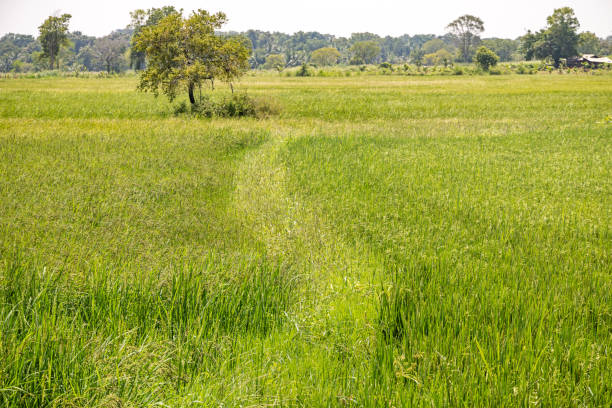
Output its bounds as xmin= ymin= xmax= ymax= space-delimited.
xmin=1 ymin=7 xmax=611 ymax=74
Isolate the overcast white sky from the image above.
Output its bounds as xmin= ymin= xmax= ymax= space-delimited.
xmin=1 ymin=1 xmax=611 ymax=39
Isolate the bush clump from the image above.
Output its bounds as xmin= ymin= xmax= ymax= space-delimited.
xmin=175 ymin=93 xmax=281 ymax=119
xmin=474 ymin=46 xmax=499 ymax=71
xmin=296 ymin=63 xmax=312 ymax=77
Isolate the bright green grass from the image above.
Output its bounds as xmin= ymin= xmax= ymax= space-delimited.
xmin=0 ymin=73 xmax=611 ymax=407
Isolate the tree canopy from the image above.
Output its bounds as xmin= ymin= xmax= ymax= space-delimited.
xmin=129 ymin=6 xmax=180 ymax=70
xmin=350 ymin=41 xmax=381 ymax=65
xmin=38 ymin=14 xmax=72 ymax=69
xmin=424 ymin=49 xmax=454 ymax=67
xmin=519 ymin=7 xmax=580 ymax=66
xmin=474 ymin=46 xmax=499 ymax=70
xmin=263 ymin=54 xmax=286 ymax=70
xmin=93 ymin=36 xmax=128 ymax=73
xmin=0 ymin=37 xmax=21 ymax=72
xmin=310 ymin=47 xmax=341 ymax=66
xmin=578 ymin=32 xmax=600 ymax=55
xmin=545 ymin=7 xmax=580 ymax=65
xmin=481 ymin=38 xmax=518 ymax=62
xmin=133 ymin=9 xmax=250 ymax=105
xmin=421 ymin=39 xmax=446 ymax=54
xmin=446 ymin=15 xmax=484 ymax=62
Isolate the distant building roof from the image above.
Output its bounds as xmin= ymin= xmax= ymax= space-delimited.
xmin=579 ymin=54 xmax=612 ymax=64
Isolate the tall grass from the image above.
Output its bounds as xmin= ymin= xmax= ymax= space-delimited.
xmin=0 ymin=249 xmax=294 ymax=406
xmin=0 ymin=73 xmax=611 ymax=406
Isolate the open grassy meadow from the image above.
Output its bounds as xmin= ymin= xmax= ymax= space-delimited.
xmin=1 ymin=73 xmax=611 ymax=406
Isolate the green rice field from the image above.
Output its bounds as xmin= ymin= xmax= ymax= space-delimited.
xmin=1 ymin=73 xmax=611 ymax=406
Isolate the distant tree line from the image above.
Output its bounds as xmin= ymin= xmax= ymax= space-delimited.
xmin=243 ymin=28 xmax=526 ymax=69
xmin=1 ymin=7 xmax=610 ymax=73
xmin=0 ymin=27 xmax=132 ymax=73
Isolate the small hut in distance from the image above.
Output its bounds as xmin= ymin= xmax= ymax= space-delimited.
xmin=567 ymin=54 xmax=612 ymax=68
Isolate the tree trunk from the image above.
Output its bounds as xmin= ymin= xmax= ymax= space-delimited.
xmin=188 ymin=82 xmax=196 ymax=105
xmin=49 ymin=51 xmax=55 ymax=70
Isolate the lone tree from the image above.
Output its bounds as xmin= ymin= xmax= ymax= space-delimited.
xmin=544 ymin=7 xmax=580 ymax=66
xmin=446 ymin=15 xmax=484 ymax=62
xmin=519 ymin=8 xmax=580 ymax=67
xmin=133 ymin=9 xmax=250 ymax=105
xmin=38 ymin=14 xmax=71 ymax=70
xmin=474 ymin=46 xmax=499 ymax=71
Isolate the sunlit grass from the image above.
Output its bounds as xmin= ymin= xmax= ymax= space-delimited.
xmin=0 ymin=73 xmax=611 ymax=406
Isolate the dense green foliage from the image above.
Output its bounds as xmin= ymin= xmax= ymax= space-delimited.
xmin=1 ymin=72 xmax=611 ymax=406
xmin=544 ymin=7 xmax=581 ymax=64
xmin=578 ymin=31 xmax=603 ymax=55
xmin=263 ymin=53 xmax=286 ymax=70
xmin=481 ymin=38 xmax=519 ymax=61
xmin=475 ymin=46 xmax=500 ymax=70
xmin=423 ymin=49 xmax=454 ymax=67
xmin=133 ymin=10 xmax=250 ymax=104
xmin=350 ymin=41 xmax=382 ymax=64
xmin=246 ymin=30 xmax=418 ymax=67
xmin=310 ymin=47 xmax=341 ymax=66
xmin=0 ymin=34 xmax=39 ymax=72
xmin=37 ymin=14 xmax=72 ymax=70
xmin=519 ymin=7 xmax=587 ymax=67
xmin=128 ymin=6 xmax=180 ymax=70
xmin=446 ymin=15 xmax=484 ymax=62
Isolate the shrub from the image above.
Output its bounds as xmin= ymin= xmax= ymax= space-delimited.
xmin=173 ymin=101 xmax=189 ymax=116
xmin=190 ymin=95 xmax=218 ymax=117
xmin=296 ymin=63 xmax=312 ymax=77
xmin=221 ymin=93 xmax=256 ymax=117
xmin=474 ymin=46 xmax=499 ymax=71
xmin=184 ymin=94 xmax=281 ymax=119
